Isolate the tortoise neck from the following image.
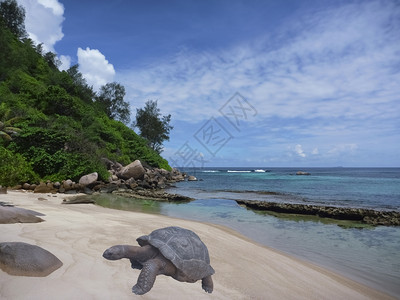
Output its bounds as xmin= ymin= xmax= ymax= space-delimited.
xmin=123 ymin=245 xmax=159 ymax=262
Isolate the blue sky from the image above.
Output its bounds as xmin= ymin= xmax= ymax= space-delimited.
xmin=17 ymin=0 xmax=400 ymax=167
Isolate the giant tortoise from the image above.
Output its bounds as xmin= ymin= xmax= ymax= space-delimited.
xmin=103 ymin=226 xmax=215 ymax=295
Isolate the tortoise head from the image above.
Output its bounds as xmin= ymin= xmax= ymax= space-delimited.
xmin=102 ymin=245 xmax=127 ymax=260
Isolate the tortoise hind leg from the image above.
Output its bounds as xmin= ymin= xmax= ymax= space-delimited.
xmin=132 ymin=259 xmax=161 ymax=295
xmin=202 ymin=275 xmax=213 ymax=293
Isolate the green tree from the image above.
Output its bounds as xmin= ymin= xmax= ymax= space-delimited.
xmin=67 ymin=65 xmax=87 ymax=87
xmin=44 ymin=51 xmax=61 ymax=70
xmin=0 ymin=0 xmax=27 ymax=39
xmin=95 ymin=82 xmax=130 ymax=124
xmin=64 ymin=64 xmax=95 ymax=103
xmin=134 ymin=100 xmax=173 ymax=154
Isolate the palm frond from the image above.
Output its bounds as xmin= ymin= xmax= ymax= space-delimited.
xmin=0 ymin=131 xmax=12 ymax=141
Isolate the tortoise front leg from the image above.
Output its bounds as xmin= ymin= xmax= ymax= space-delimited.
xmin=132 ymin=259 xmax=162 ymax=295
xmin=202 ymin=275 xmax=213 ymax=293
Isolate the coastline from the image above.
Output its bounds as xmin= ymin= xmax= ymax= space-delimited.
xmin=0 ymin=190 xmax=394 ymax=299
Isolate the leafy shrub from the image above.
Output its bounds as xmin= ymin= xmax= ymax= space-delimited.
xmin=43 ymin=152 xmax=109 ymax=182
xmin=7 ymin=69 xmax=46 ymax=97
xmin=0 ymin=146 xmax=39 ymax=186
xmin=38 ymin=85 xmax=84 ymax=118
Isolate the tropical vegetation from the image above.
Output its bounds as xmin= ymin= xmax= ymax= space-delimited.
xmin=0 ymin=0 xmax=171 ymax=187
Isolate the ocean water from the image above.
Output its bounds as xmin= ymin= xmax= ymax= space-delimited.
xmin=95 ymin=167 xmax=400 ymax=298
xmin=175 ymin=167 xmax=400 ymax=210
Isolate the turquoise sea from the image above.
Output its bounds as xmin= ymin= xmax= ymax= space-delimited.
xmin=95 ymin=167 xmax=400 ymax=298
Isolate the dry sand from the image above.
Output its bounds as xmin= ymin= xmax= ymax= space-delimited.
xmin=0 ymin=190 xmax=394 ymax=300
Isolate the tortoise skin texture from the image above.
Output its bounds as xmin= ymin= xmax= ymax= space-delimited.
xmin=103 ymin=226 xmax=215 ymax=295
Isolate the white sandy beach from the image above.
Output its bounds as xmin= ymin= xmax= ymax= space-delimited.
xmin=0 ymin=190 xmax=393 ymax=300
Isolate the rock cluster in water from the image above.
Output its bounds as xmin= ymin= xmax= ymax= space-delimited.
xmin=236 ymin=200 xmax=400 ymax=226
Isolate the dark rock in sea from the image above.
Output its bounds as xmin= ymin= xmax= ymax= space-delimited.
xmin=235 ymin=200 xmax=400 ymax=226
xmin=296 ymin=171 xmax=311 ymax=175
xmin=113 ymin=189 xmax=193 ymax=202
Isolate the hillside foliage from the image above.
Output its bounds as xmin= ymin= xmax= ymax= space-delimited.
xmin=0 ymin=15 xmax=171 ymax=186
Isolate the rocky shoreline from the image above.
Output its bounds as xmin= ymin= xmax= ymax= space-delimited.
xmin=4 ymin=159 xmax=399 ymax=226
xmin=236 ymin=199 xmax=400 ymax=226
xmin=1 ymin=159 xmax=195 ymax=203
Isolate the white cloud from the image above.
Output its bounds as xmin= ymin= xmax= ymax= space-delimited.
xmin=77 ymin=47 xmax=115 ymax=91
xmin=312 ymin=148 xmax=319 ymax=155
xmin=117 ymin=0 xmax=400 ymax=167
xmin=18 ymin=0 xmax=64 ymax=52
xmin=294 ymin=144 xmax=306 ymax=158
xmin=37 ymin=0 xmax=64 ymax=16
xmin=58 ymin=55 xmax=71 ymax=71
xmin=118 ymin=0 xmax=399 ymax=126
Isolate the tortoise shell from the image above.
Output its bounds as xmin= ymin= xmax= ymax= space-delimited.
xmin=136 ymin=226 xmax=215 ymax=281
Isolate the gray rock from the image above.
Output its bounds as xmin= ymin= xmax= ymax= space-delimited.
xmin=99 ymin=184 xmax=118 ymax=193
xmin=62 ymin=195 xmax=95 ymax=204
xmin=0 ymin=242 xmax=62 ymax=276
xmin=83 ymin=187 xmax=94 ymax=195
xmin=79 ymin=172 xmax=98 ymax=186
xmin=63 ymin=179 xmax=73 ymax=190
xmin=34 ymin=182 xmax=54 ymax=193
xmin=0 ymin=206 xmax=44 ymax=224
xmin=117 ymin=160 xmax=145 ymax=180
xmin=235 ymin=199 xmax=400 ymax=226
